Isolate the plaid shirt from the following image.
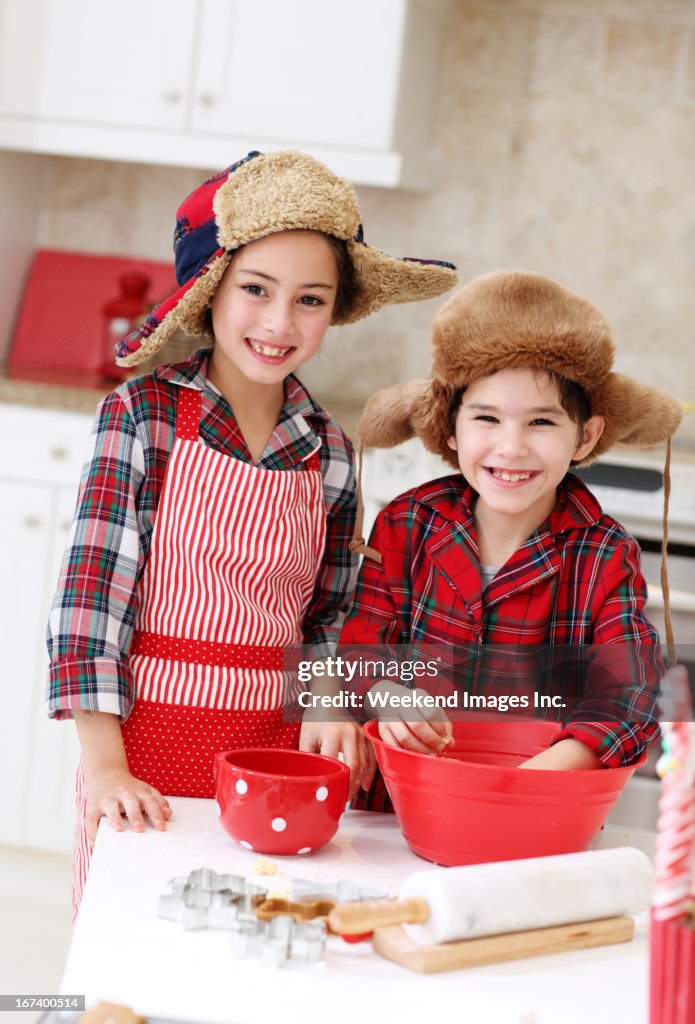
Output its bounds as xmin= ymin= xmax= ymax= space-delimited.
xmin=47 ymin=348 xmax=358 ymax=720
xmin=342 ymin=472 xmax=662 ymax=808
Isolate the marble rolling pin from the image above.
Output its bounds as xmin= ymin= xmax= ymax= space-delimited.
xmin=329 ymin=848 xmax=654 ymax=945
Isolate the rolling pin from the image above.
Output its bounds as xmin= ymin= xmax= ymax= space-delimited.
xmin=328 ymin=847 xmax=653 ymax=946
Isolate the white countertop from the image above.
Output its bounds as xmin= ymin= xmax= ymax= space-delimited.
xmin=61 ymin=799 xmax=655 ymax=1024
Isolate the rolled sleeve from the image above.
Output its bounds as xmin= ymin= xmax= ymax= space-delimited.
xmin=46 ymin=391 xmax=146 ymax=720
xmin=552 ymin=538 xmax=663 ymax=766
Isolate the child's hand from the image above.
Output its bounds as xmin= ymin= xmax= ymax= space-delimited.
xmin=370 ymin=681 xmax=453 ymax=755
xmin=84 ymin=767 xmax=172 ymax=843
xmin=518 ymin=737 xmax=602 ymax=771
xmin=299 ymin=717 xmax=376 ymax=800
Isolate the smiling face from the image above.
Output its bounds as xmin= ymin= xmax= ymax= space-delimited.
xmin=208 ymin=229 xmax=339 ymax=395
xmin=448 ymin=367 xmax=604 ymax=537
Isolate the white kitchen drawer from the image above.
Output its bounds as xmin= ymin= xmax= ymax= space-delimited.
xmin=0 ymin=402 xmax=93 ymax=486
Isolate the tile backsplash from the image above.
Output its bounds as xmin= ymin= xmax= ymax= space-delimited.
xmin=34 ymin=0 xmax=695 ymax=443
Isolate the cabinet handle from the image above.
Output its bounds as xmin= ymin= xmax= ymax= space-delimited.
xmin=49 ymin=446 xmax=68 ymax=461
xmin=197 ymin=93 xmax=216 ymax=107
xmin=162 ymin=90 xmax=182 ymax=104
xmin=23 ymin=516 xmax=42 ymax=529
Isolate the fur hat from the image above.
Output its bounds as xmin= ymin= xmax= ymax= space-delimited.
xmin=358 ymin=271 xmax=683 ymax=466
xmin=115 ymin=150 xmax=458 ymax=367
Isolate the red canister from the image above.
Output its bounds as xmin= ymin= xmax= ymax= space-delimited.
xmin=101 ymin=271 xmax=151 ymax=381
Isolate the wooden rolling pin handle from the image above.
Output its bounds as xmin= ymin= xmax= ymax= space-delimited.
xmin=328 ymin=896 xmax=430 ymax=934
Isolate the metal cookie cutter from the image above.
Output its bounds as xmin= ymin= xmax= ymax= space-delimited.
xmin=289 ymin=878 xmax=390 ymax=903
xmin=158 ymin=867 xmax=269 ymax=930
xmin=230 ymin=912 xmax=327 ymax=967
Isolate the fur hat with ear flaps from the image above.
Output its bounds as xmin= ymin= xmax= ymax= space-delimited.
xmin=114 ymin=150 xmax=458 ymax=368
xmin=358 ymin=271 xmax=683 ymax=467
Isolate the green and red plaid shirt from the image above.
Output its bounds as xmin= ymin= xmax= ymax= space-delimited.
xmin=341 ymin=472 xmax=662 ymax=808
xmin=47 ymin=348 xmax=357 ymax=720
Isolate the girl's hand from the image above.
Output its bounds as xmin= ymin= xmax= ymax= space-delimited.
xmin=84 ymin=767 xmax=172 ymax=843
xmin=299 ymin=717 xmax=376 ymax=800
xmin=371 ymin=681 xmax=453 ymax=755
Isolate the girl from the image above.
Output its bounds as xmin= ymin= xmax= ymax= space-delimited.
xmin=46 ymin=149 xmax=458 ymax=912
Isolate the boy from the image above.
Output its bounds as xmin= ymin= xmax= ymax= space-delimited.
xmin=340 ymin=271 xmax=682 ymax=804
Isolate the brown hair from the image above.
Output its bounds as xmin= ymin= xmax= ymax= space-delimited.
xmin=324 ymin=234 xmax=360 ymax=321
xmin=449 ymin=369 xmax=592 ymax=433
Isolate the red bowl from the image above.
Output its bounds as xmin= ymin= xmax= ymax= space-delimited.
xmin=364 ymin=719 xmax=644 ymax=866
xmin=215 ymin=748 xmax=350 ymax=856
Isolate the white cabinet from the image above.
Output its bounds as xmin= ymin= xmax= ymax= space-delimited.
xmin=0 ymin=403 xmax=93 ymax=853
xmin=0 ymin=0 xmax=451 ymax=188
xmin=0 ymin=0 xmax=197 ymax=130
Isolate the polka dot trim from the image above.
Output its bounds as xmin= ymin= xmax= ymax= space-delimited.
xmin=271 ymin=818 xmax=287 ymax=832
xmin=120 ymin=701 xmax=301 ymax=799
xmin=315 ymin=786 xmax=328 ymax=802
xmin=175 ymin=387 xmax=202 ymax=441
xmin=235 ymin=779 xmax=248 ymax=795
xmin=129 ymin=631 xmax=284 ymax=669
xmin=297 ymin=847 xmax=312 ymax=855
xmin=240 ymin=840 xmax=254 ymax=851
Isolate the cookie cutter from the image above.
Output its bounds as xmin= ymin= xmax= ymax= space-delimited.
xmin=230 ymin=912 xmax=327 ymax=966
xmin=288 ymin=878 xmax=390 ymax=903
xmin=158 ymin=867 xmax=269 ymax=930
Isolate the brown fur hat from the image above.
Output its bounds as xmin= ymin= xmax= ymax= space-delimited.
xmin=358 ymin=271 xmax=683 ymax=466
xmin=115 ymin=150 xmax=458 ymax=367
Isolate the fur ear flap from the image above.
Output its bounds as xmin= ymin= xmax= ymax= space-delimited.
xmin=596 ymin=374 xmax=683 ymax=449
xmin=357 ymin=378 xmax=431 ymax=448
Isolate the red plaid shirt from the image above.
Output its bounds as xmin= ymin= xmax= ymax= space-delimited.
xmin=341 ymin=473 xmax=661 ymax=808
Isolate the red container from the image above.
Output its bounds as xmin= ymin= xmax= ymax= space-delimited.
xmin=215 ymin=748 xmax=350 ymax=856
xmin=364 ymin=719 xmax=644 ymax=866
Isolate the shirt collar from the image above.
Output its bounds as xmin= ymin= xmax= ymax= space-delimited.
xmin=153 ymin=346 xmax=330 ymax=425
xmin=414 ymin=471 xmax=603 ymax=534
xmin=153 ymin=346 xmax=326 ymax=467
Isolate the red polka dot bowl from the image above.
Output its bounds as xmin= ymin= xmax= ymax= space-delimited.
xmin=214 ymin=748 xmax=350 ymax=856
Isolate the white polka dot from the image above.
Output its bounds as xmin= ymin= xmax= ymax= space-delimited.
xmin=215 ymin=801 xmax=221 ymax=816
xmin=240 ymin=840 xmax=254 ymax=850
xmin=235 ymin=779 xmax=248 ymax=795
xmin=271 ymin=817 xmax=287 ymax=832
xmin=297 ymin=847 xmax=312 ymax=855
xmin=315 ymin=786 xmax=328 ymax=802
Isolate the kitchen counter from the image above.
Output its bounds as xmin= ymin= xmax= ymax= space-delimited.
xmin=0 ymin=366 xmax=108 ymax=415
xmin=61 ymin=799 xmax=655 ymax=1024
xmin=0 ymin=367 xmax=364 ymax=439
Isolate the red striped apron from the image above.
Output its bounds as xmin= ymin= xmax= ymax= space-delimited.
xmin=73 ymin=386 xmax=326 ymax=914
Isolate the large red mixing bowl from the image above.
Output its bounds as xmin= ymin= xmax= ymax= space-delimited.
xmin=364 ymin=719 xmax=644 ymax=866
xmin=215 ymin=748 xmax=350 ymax=856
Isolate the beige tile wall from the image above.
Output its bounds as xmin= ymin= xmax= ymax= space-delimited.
xmin=37 ymin=0 xmax=695 ymax=442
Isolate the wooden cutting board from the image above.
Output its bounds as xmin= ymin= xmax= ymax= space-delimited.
xmin=372 ymin=915 xmax=634 ymax=973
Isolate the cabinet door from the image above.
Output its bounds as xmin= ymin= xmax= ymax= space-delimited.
xmin=0 ymin=477 xmax=54 ymax=845
xmin=0 ymin=0 xmax=197 ymax=129
xmin=23 ymin=485 xmax=81 ymax=854
xmin=192 ymin=0 xmax=405 ymax=149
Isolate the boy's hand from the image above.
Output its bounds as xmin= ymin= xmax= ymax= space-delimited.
xmin=370 ymin=681 xmax=453 ymax=755
xmin=299 ymin=717 xmax=376 ymax=799
xmin=84 ymin=767 xmax=172 ymax=843
xmin=518 ymin=737 xmax=602 ymax=771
